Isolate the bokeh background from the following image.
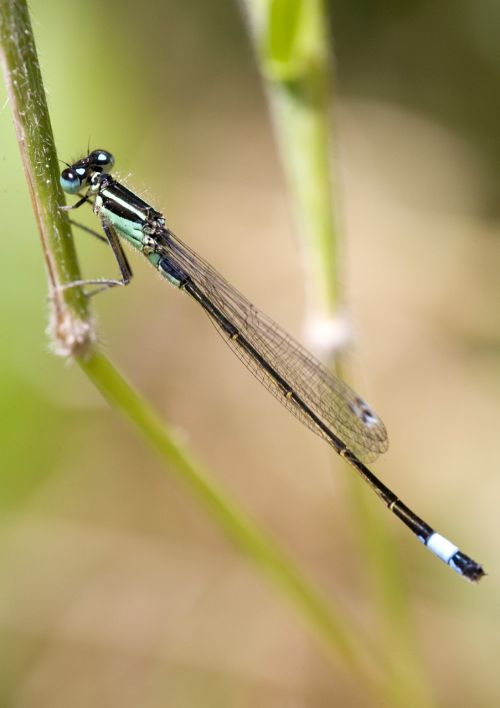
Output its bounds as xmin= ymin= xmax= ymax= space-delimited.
xmin=1 ymin=1 xmax=499 ymax=706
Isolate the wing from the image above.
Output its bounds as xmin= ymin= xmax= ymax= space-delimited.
xmin=158 ymin=229 xmax=388 ymax=463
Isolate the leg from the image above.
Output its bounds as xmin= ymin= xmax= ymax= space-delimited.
xmin=58 ymin=220 xmax=133 ymax=297
xmin=60 ymin=193 xmax=92 ymax=211
xmin=101 ymin=220 xmax=133 ymax=287
xmin=68 ymin=218 xmax=107 ymax=243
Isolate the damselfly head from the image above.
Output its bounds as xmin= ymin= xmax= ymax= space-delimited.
xmin=60 ymin=149 xmax=115 ymax=194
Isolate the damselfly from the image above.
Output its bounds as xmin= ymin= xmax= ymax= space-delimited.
xmin=60 ymin=149 xmax=484 ymax=582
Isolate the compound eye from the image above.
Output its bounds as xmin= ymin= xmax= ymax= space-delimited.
xmin=89 ymin=149 xmax=114 ymax=171
xmin=60 ymin=168 xmax=82 ymax=194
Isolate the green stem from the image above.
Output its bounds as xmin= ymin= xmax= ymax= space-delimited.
xmin=242 ymin=2 xmax=435 ymax=706
xmin=0 ymin=0 xmax=93 ymax=356
xmin=243 ymin=0 xmax=342 ymax=356
xmin=79 ymin=349 xmax=381 ymax=686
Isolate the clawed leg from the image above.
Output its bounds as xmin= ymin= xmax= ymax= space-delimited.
xmin=57 ymin=277 xmax=128 ymax=298
xmin=59 ymin=193 xmax=91 ymax=211
xmin=56 ymin=219 xmax=133 ymax=297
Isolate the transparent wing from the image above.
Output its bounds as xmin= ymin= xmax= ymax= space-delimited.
xmin=158 ymin=229 xmax=388 ymax=463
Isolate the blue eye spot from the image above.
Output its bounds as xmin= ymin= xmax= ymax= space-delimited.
xmin=89 ymin=149 xmax=114 ymax=170
xmin=60 ymin=168 xmax=81 ymax=194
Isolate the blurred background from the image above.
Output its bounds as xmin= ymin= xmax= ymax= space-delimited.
xmin=1 ymin=1 xmax=499 ymax=706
